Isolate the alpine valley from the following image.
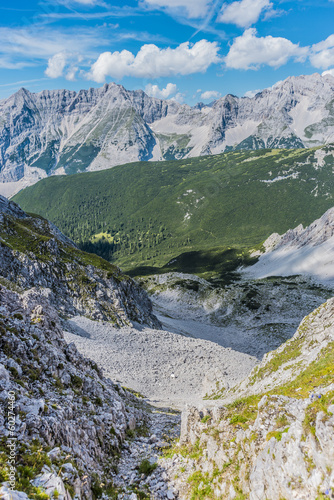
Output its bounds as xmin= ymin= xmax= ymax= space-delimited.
xmin=1 ymin=74 xmax=334 ymax=500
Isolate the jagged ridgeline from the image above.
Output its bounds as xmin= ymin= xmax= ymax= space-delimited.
xmin=13 ymin=145 xmax=334 ymax=274
xmin=2 ymin=74 xmax=334 ymax=192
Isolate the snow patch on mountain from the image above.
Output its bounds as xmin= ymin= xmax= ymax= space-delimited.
xmin=260 ymin=172 xmax=300 ymax=183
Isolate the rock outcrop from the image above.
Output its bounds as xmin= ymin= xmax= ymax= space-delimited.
xmin=0 ymin=196 xmax=180 ymax=499
xmin=0 ymin=212 xmax=184 ymax=500
xmin=161 ymin=299 xmax=334 ymax=499
xmin=1 ymin=73 xmax=334 ymax=196
xmin=0 ymin=283 xmax=149 ymax=499
xmin=246 ymin=206 xmax=334 ymax=282
xmin=0 ymin=195 xmax=160 ymax=327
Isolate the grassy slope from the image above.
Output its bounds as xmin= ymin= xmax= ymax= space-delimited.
xmin=13 ymin=146 xmax=334 ymax=273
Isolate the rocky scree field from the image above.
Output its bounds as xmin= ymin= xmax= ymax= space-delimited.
xmin=0 ymin=195 xmax=334 ymax=499
xmin=0 ymin=195 xmax=182 ymax=499
xmin=139 ymin=271 xmax=333 ymax=358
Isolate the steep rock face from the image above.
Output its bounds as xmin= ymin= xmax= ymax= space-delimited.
xmin=246 ymin=205 xmax=334 ymax=281
xmin=274 ymin=206 xmax=334 ymax=249
xmin=1 ymin=73 xmax=334 ymax=196
xmin=0 ymin=195 xmax=159 ymax=327
xmin=0 ymin=283 xmax=148 ymax=499
xmin=162 ymin=299 xmax=334 ymax=499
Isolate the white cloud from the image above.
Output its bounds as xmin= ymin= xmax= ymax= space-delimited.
xmin=0 ymin=26 xmax=104 ymax=71
xmin=45 ymin=52 xmax=81 ymax=80
xmin=219 ymin=0 xmax=273 ymax=28
xmin=170 ymin=92 xmax=185 ymax=103
xmin=45 ymin=52 xmax=68 ymax=78
xmin=244 ymin=89 xmax=261 ymax=98
xmin=200 ymin=90 xmax=221 ymax=100
xmin=145 ymin=83 xmax=177 ymax=99
xmin=224 ymin=28 xmax=308 ymax=70
xmin=142 ymin=0 xmax=211 ymax=18
xmin=309 ymin=34 xmax=334 ymax=69
xmin=0 ymin=58 xmax=29 ymax=70
xmin=87 ymin=40 xmax=220 ymax=82
xmin=74 ymin=0 xmax=101 ymax=4
xmin=322 ymin=68 xmax=334 ymax=78
xmin=56 ymin=0 xmax=108 ymax=7
xmin=66 ymin=66 xmax=79 ymax=81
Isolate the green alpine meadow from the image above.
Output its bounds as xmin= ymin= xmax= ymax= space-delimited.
xmin=14 ymin=144 xmax=334 ymax=275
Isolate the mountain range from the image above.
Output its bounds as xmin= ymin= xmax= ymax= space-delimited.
xmin=1 ymin=72 xmax=334 ymax=197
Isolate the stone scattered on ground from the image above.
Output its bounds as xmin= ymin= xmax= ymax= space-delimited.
xmin=63 ymin=316 xmax=257 ymax=409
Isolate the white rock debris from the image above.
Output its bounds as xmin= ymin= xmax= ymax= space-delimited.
xmin=161 ymin=298 xmax=334 ymax=499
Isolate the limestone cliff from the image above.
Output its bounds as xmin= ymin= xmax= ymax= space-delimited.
xmin=2 ymin=73 xmax=334 ymax=197
xmin=0 ymin=284 xmax=150 ymax=499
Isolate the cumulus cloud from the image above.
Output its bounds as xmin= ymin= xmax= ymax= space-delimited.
xmin=244 ymin=89 xmax=261 ymax=98
xmin=87 ymin=40 xmax=220 ymax=82
xmin=45 ymin=52 xmax=68 ymax=78
xmin=219 ymin=0 xmax=273 ymax=27
xmin=224 ymin=29 xmax=308 ymax=70
xmin=309 ymin=34 xmax=334 ymax=69
xmin=200 ymin=90 xmax=221 ymax=100
xmin=66 ymin=66 xmax=79 ymax=81
xmin=145 ymin=83 xmax=177 ymax=99
xmin=45 ymin=52 xmax=80 ymax=80
xmin=142 ymin=0 xmax=211 ymax=18
xmin=170 ymin=92 xmax=185 ymax=103
xmin=322 ymin=69 xmax=334 ymax=77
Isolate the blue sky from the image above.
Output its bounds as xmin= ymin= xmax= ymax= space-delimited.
xmin=0 ymin=0 xmax=334 ymax=103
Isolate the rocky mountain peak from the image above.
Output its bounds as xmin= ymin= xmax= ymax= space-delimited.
xmin=1 ymin=73 xmax=334 ymax=197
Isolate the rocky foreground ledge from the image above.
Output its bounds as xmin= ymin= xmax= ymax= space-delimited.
xmin=1 ymin=194 xmax=334 ymax=499
xmin=162 ymin=299 xmax=334 ymax=499
xmin=0 ymin=284 xmax=145 ymax=498
xmin=2 ymin=285 xmax=332 ymax=500
xmin=0 ymin=283 xmax=182 ymax=500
